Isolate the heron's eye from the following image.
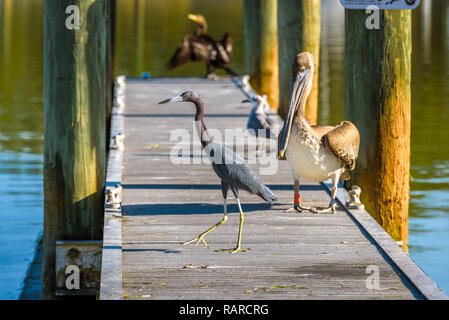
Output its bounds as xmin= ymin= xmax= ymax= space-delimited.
xmin=183 ymin=93 xmax=190 ymax=99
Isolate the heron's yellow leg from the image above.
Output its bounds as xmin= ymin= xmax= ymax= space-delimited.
xmin=182 ymin=200 xmax=228 ymax=248
xmin=216 ymin=198 xmax=248 ymax=253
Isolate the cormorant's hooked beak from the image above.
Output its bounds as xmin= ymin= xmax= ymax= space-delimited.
xmin=187 ymin=14 xmax=200 ymax=23
xmin=187 ymin=13 xmax=207 ymax=32
xmin=278 ymin=69 xmax=311 ymax=160
xmin=158 ymin=95 xmax=184 ymax=104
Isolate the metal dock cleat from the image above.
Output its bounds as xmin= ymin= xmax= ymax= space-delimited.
xmin=112 ymin=133 xmax=125 ymax=150
xmin=346 ymin=185 xmax=365 ymax=210
xmin=105 ymin=184 xmax=123 ymax=209
xmin=241 ymin=75 xmax=250 ymax=90
xmin=116 ymin=75 xmax=126 ymax=88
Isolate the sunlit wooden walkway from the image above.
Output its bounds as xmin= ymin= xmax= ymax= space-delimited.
xmin=99 ymin=77 xmax=447 ymax=300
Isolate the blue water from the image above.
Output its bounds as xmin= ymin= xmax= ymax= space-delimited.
xmin=0 ymin=152 xmax=43 ymax=299
xmin=0 ymin=0 xmax=44 ymax=299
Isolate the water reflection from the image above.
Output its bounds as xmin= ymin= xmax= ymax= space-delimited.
xmin=0 ymin=0 xmax=43 ymax=299
xmin=115 ymin=0 xmax=244 ymax=77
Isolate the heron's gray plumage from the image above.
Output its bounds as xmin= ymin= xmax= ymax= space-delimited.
xmin=158 ymin=90 xmax=277 ymax=252
xmin=205 ymin=142 xmax=277 ymax=203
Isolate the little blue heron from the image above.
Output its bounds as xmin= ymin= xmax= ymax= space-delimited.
xmin=159 ymin=91 xmax=277 ymax=253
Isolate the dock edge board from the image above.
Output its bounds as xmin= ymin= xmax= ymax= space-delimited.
xmin=99 ymin=78 xmax=125 ymax=300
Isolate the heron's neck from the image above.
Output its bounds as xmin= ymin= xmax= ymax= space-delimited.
xmin=193 ymin=99 xmax=211 ymax=148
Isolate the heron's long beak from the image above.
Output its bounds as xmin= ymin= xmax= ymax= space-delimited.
xmin=278 ymin=70 xmax=310 ymax=159
xmin=241 ymin=99 xmax=250 ymax=103
xmin=158 ymin=95 xmax=184 ymax=104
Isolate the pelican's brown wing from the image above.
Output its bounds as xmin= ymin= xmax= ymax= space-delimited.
xmin=321 ymin=121 xmax=360 ymax=170
xmin=311 ymin=125 xmax=334 ymax=139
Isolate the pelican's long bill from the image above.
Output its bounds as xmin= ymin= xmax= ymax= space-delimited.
xmin=158 ymin=95 xmax=184 ymax=104
xmin=278 ymin=70 xmax=310 ymax=159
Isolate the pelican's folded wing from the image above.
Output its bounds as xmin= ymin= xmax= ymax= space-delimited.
xmin=321 ymin=121 xmax=360 ymax=170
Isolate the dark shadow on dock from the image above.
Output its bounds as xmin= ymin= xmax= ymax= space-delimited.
xmin=123 ymin=202 xmax=276 ymax=216
xmin=123 ymin=248 xmax=181 ymax=254
xmin=123 ymin=113 xmax=248 ymax=118
xmin=122 ymin=183 xmax=322 ymax=191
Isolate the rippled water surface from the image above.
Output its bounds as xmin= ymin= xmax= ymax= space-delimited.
xmin=0 ymin=0 xmax=448 ymax=298
xmin=0 ymin=0 xmax=43 ymax=299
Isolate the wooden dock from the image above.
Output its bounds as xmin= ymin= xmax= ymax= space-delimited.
xmin=99 ymin=77 xmax=447 ymax=300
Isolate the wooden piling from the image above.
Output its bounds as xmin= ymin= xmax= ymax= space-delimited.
xmin=106 ymin=0 xmax=116 ymax=147
xmin=243 ymin=0 xmax=279 ymax=111
xmin=345 ymin=9 xmax=412 ymax=251
xmin=243 ymin=0 xmax=260 ymax=82
xmin=134 ymin=0 xmax=146 ymax=75
xmin=43 ymin=0 xmax=108 ymax=298
xmin=278 ymin=0 xmax=321 ymax=122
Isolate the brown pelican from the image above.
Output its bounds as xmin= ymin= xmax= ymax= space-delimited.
xmin=167 ymin=14 xmax=238 ymax=79
xmin=278 ymin=52 xmax=360 ymax=214
xmin=242 ymin=95 xmax=278 ymax=139
xmin=159 ymin=91 xmax=277 ymax=253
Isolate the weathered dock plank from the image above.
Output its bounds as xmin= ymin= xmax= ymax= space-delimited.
xmin=111 ymin=78 xmax=445 ymax=300
xmin=99 ymin=89 xmax=125 ymax=300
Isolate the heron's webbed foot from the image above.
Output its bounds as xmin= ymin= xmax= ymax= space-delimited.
xmin=284 ymin=204 xmax=318 ymax=214
xmin=215 ymin=247 xmax=248 ymax=254
xmin=182 ymin=215 xmax=228 ymax=248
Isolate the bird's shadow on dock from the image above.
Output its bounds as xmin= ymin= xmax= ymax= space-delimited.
xmin=122 ymin=183 xmax=323 ymax=191
xmin=123 ymin=248 xmax=181 ymax=254
xmin=123 ymin=113 xmax=248 ymax=118
xmin=122 ymin=183 xmax=324 ymax=216
xmin=123 ymin=202 xmax=276 ymax=216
